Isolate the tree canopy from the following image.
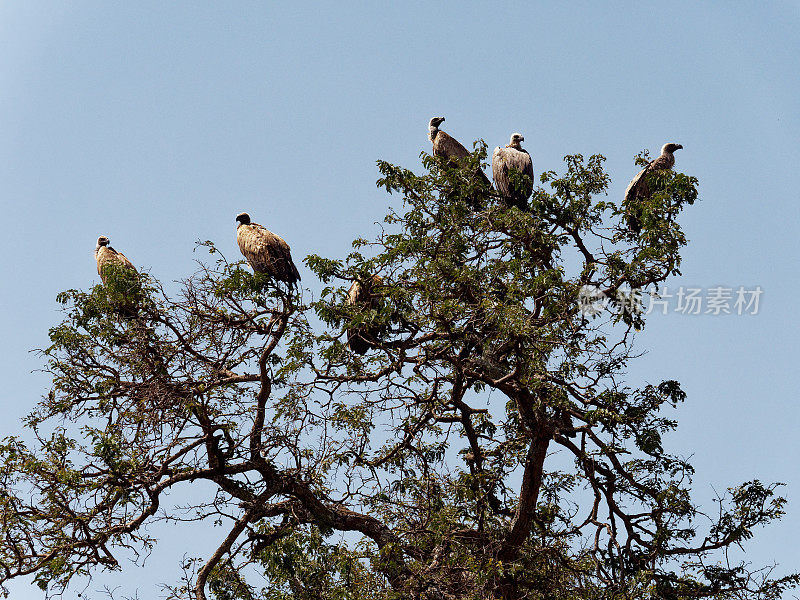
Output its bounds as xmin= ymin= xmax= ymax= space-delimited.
xmin=0 ymin=144 xmax=795 ymax=600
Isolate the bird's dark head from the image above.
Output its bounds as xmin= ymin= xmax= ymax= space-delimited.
xmin=510 ymin=132 xmax=525 ymax=146
xmin=662 ymin=143 xmax=683 ymax=154
xmin=96 ymin=236 xmax=110 ymax=247
xmin=236 ymin=212 xmax=251 ymax=225
xmin=429 ymin=117 xmax=445 ymax=128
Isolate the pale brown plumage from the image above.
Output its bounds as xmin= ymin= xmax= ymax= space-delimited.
xmin=428 ymin=116 xmax=492 ymax=191
xmin=492 ymin=133 xmax=534 ymax=211
xmin=95 ymin=235 xmax=137 ymax=284
xmin=235 ymin=212 xmax=301 ymax=286
xmin=95 ymin=235 xmax=139 ymax=317
xmin=624 ymin=143 xmax=683 ymax=233
xmin=346 ymin=275 xmax=384 ymax=355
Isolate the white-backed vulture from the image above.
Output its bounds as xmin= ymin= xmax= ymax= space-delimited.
xmin=95 ymin=235 xmax=139 ymax=316
xmin=492 ymin=133 xmax=534 ymax=211
xmin=346 ymin=275 xmax=384 ymax=355
xmin=428 ymin=116 xmax=492 ymax=196
xmin=95 ymin=235 xmax=137 ymax=284
xmin=235 ymin=212 xmax=301 ymax=286
xmin=624 ymin=143 xmax=683 ymax=233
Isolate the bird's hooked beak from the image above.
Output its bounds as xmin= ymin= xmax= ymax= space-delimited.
xmin=675 ymin=144 xmax=683 ymax=150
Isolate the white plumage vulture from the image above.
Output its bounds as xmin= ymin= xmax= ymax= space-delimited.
xmin=428 ymin=117 xmax=492 ymax=197
xmin=492 ymin=133 xmax=534 ymax=210
xmin=345 ymin=275 xmax=384 ymax=355
xmin=95 ymin=235 xmax=137 ymax=284
xmin=235 ymin=212 xmax=301 ymax=287
xmin=623 ymin=143 xmax=683 ymax=233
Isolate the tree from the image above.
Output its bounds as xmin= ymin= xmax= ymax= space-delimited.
xmin=0 ymin=144 xmax=795 ymax=600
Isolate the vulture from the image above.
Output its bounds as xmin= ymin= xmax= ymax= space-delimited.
xmin=492 ymin=133 xmax=534 ymax=210
xmin=345 ymin=275 xmax=384 ymax=355
xmin=95 ymin=235 xmax=139 ymax=316
xmin=95 ymin=235 xmax=137 ymax=284
xmin=235 ymin=212 xmax=301 ymax=287
xmin=623 ymin=143 xmax=683 ymax=233
xmin=428 ymin=116 xmax=492 ymax=203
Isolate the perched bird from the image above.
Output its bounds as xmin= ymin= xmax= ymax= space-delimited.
xmin=95 ymin=235 xmax=137 ymax=284
xmin=95 ymin=235 xmax=139 ymax=316
xmin=429 ymin=116 xmax=471 ymax=162
xmin=428 ymin=116 xmax=492 ymax=203
xmin=345 ymin=275 xmax=384 ymax=355
xmin=492 ymin=133 xmax=534 ymax=210
xmin=623 ymin=143 xmax=683 ymax=233
xmin=235 ymin=212 xmax=301 ymax=286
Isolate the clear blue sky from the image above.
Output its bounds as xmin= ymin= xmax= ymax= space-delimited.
xmin=1 ymin=2 xmax=798 ymax=598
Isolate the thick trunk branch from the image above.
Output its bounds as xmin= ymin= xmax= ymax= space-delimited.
xmin=499 ymin=425 xmax=550 ymax=561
